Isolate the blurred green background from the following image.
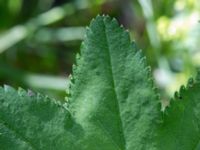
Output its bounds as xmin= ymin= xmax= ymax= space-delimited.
xmin=0 ymin=0 xmax=199 ymax=103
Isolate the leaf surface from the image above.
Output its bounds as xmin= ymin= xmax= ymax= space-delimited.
xmin=0 ymin=15 xmax=161 ymax=150
xmin=1 ymin=15 xmax=188 ymax=150
xmin=0 ymin=86 xmax=82 ymax=150
xmin=68 ymin=15 xmax=161 ymax=150
xmin=157 ymin=75 xmax=200 ymax=150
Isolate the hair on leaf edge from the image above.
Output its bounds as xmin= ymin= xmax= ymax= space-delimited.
xmin=0 ymin=85 xmax=66 ymax=111
xmin=163 ymin=74 xmax=199 ymax=115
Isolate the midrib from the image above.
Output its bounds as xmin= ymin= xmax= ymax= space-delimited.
xmin=102 ymin=18 xmax=126 ymax=150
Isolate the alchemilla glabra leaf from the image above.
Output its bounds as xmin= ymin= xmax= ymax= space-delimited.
xmin=0 ymin=15 xmax=200 ymax=150
xmin=67 ymin=15 xmax=161 ymax=150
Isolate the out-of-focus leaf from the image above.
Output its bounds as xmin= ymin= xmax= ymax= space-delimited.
xmin=34 ymin=27 xmax=85 ymax=43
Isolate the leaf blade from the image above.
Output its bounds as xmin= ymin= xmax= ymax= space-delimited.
xmin=157 ymin=75 xmax=200 ymax=150
xmin=0 ymin=86 xmax=82 ymax=150
xmin=68 ymin=15 xmax=161 ymax=150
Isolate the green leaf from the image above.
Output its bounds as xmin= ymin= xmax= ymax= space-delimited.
xmin=157 ymin=75 xmax=200 ymax=150
xmin=0 ymin=15 xmax=161 ymax=150
xmin=0 ymin=86 xmax=82 ymax=150
xmin=68 ymin=15 xmax=161 ymax=150
xmin=5 ymin=15 xmax=200 ymax=150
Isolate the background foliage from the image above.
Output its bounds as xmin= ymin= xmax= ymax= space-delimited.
xmin=0 ymin=0 xmax=199 ymax=102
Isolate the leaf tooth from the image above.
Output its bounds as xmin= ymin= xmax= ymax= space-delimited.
xmin=104 ymin=14 xmax=110 ymax=18
xmin=76 ymin=53 xmax=80 ymax=60
xmin=3 ymin=84 xmax=14 ymax=92
xmin=85 ymin=26 xmax=90 ymax=32
xmin=135 ymin=49 xmax=144 ymax=61
xmin=174 ymin=91 xmax=179 ymax=99
xmin=146 ymin=70 xmax=161 ymax=107
xmin=2 ymin=85 xmax=65 ymax=111
xmin=87 ymin=17 xmax=97 ymax=30
xmin=171 ymin=85 xmax=185 ymax=101
xmin=63 ymin=102 xmax=69 ymax=110
xmin=68 ymin=74 xmax=75 ymax=89
xmin=72 ymin=64 xmax=77 ymax=74
xmin=187 ymin=77 xmax=194 ymax=88
xmin=179 ymin=85 xmax=186 ymax=96
xmin=111 ymin=17 xmax=122 ymax=29
xmin=125 ymin=29 xmax=129 ymax=33
xmin=120 ymin=24 xmax=124 ymax=29
xmin=131 ymin=41 xmax=137 ymax=46
xmin=172 ymin=76 xmax=196 ymax=102
xmin=147 ymin=77 xmax=154 ymax=87
xmin=137 ymin=49 xmax=160 ymax=104
xmin=36 ymin=92 xmax=43 ymax=100
xmin=66 ymin=49 xmax=81 ymax=104
xmin=66 ymin=88 xmax=71 ymax=100
xmin=145 ymin=66 xmax=151 ymax=75
xmin=140 ymin=57 xmax=147 ymax=66
xmin=111 ymin=17 xmax=117 ymax=23
xmin=96 ymin=13 xmax=101 ymax=17
xmin=34 ymin=90 xmax=62 ymax=107
xmin=65 ymin=74 xmax=75 ymax=104
xmin=66 ymin=87 xmax=70 ymax=95
xmin=27 ymin=89 xmax=35 ymax=97
xmin=73 ymin=52 xmax=81 ymax=69
xmin=85 ymin=26 xmax=93 ymax=38
xmin=17 ymin=87 xmax=27 ymax=97
xmin=102 ymin=15 xmax=112 ymax=24
xmin=163 ymin=104 xmax=170 ymax=116
xmin=65 ymin=96 xmax=69 ymax=103
xmin=170 ymin=97 xmax=176 ymax=105
xmin=17 ymin=87 xmax=39 ymax=99
xmin=69 ymin=74 xmax=75 ymax=84
xmin=90 ymin=17 xmax=96 ymax=25
xmin=168 ymin=77 xmax=197 ymax=113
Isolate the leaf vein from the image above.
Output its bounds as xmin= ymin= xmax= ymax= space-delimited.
xmin=0 ymin=119 xmax=37 ymax=150
xmin=102 ymin=18 xmax=126 ymax=150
